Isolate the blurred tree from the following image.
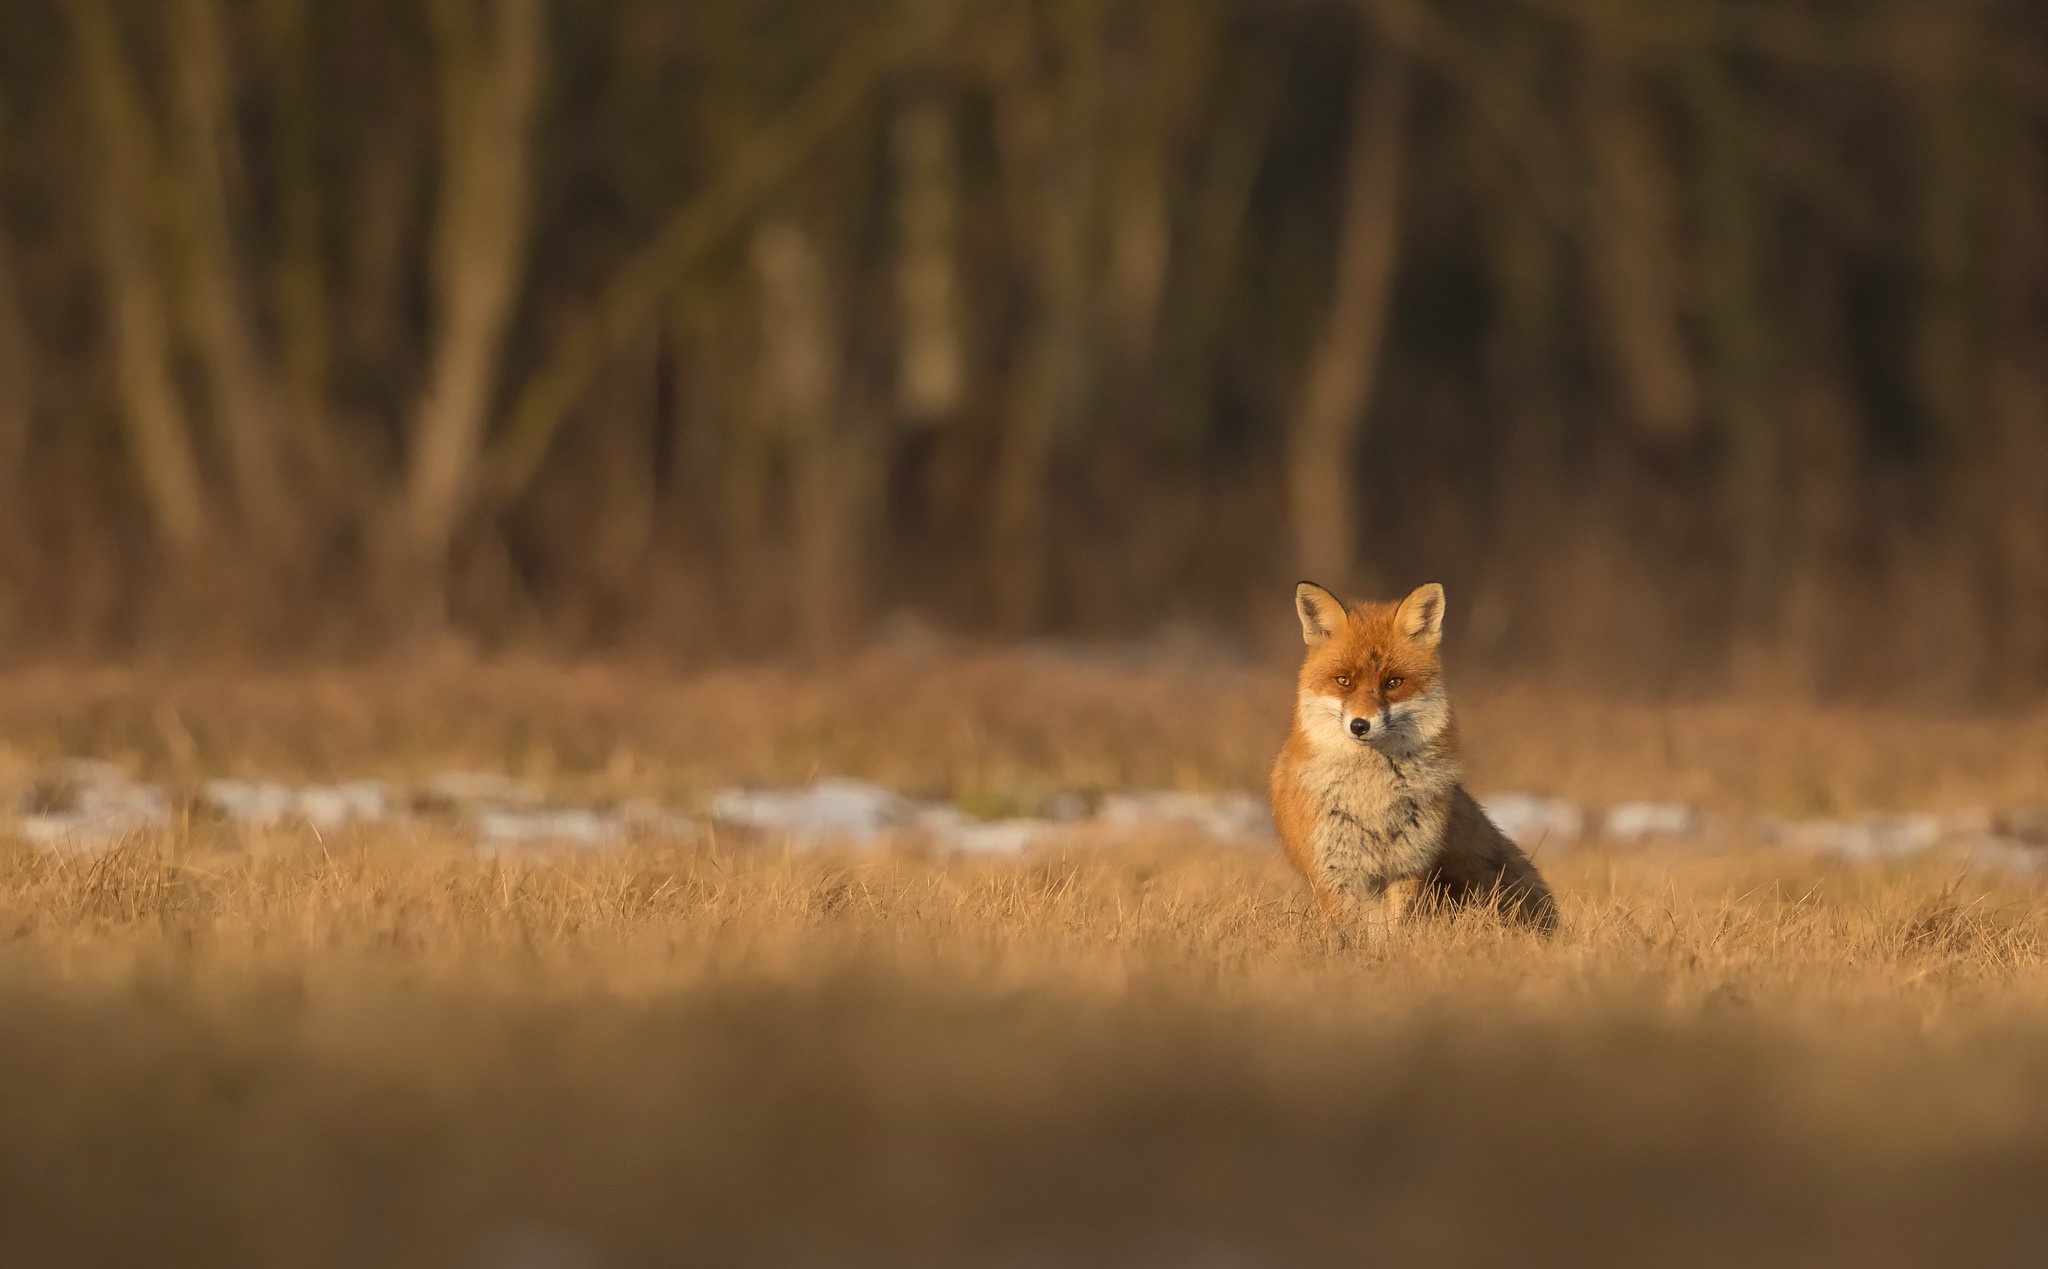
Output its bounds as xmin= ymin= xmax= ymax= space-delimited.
xmin=1576 ymin=0 xmax=1697 ymax=442
xmin=172 ymin=0 xmax=305 ymax=564
xmin=984 ymin=0 xmax=1106 ymax=632
xmin=1289 ymin=29 xmax=1407 ymax=591
xmin=893 ymin=86 xmax=965 ymax=423
xmin=68 ymin=0 xmax=212 ymax=572
xmin=0 ymin=158 xmax=29 ymax=498
xmin=403 ymin=0 xmax=546 ymax=628
xmin=0 ymin=0 xmax=2041 ymax=693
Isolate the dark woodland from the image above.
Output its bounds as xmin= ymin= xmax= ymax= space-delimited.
xmin=0 ymin=1 xmax=2042 ymax=693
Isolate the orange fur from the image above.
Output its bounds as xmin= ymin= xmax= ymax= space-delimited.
xmin=1270 ymin=581 xmax=1557 ymax=933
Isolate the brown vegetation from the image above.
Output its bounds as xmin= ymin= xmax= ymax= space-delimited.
xmin=0 ymin=654 xmax=2044 ymax=815
xmin=0 ymin=663 xmax=2042 ymax=1262
xmin=0 ymin=827 xmax=2045 ymax=1265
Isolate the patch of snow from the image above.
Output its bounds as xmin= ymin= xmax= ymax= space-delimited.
xmin=1040 ymin=790 xmax=1092 ymax=822
xmin=614 ymin=799 xmax=699 ymax=840
xmin=297 ymin=781 xmax=392 ymax=830
xmin=1481 ymin=793 xmax=1583 ymax=851
xmin=203 ymin=779 xmax=297 ymax=826
xmin=711 ymin=778 xmax=910 ymax=843
xmin=14 ymin=761 xmax=170 ymax=853
xmin=908 ymin=803 xmax=972 ymax=835
xmin=1954 ymin=837 xmax=2047 ymax=876
xmin=205 ymin=778 xmax=392 ymax=830
xmin=940 ymin=819 xmax=1056 ymax=855
xmin=1602 ymin=801 xmax=1702 ymax=842
xmin=477 ymin=808 xmax=623 ymax=855
xmin=906 ymin=799 xmax=1079 ymax=854
xmin=1768 ymin=814 xmax=1944 ymax=862
xmin=1097 ymin=790 xmax=1274 ymax=843
xmin=1854 ymin=814 xmax=1945 ymax=859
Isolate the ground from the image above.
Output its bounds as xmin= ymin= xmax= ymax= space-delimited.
xmin=1 ymin=653 xmax=2046 ymax=1267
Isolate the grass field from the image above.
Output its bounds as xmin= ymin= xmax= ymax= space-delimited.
xmin=3 ymin=651 xmax=2046 ymax=811
xmin=3 ymin=656 xmax=2048 ymax=1267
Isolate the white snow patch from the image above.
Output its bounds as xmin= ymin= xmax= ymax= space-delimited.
xmin=477 ymin=808 xmax=624 ymax=855
xmin=1766 ymin=814 xmax=1944 ymax=861
xmin=1481 ymin=793 xmax=1583 ymax=851
xmin=711 ymin=778 xmax=910 ymax=843
xmin=1602 ymin=801 xmax=1702 ymax=842
xmin=15 ymin=761 xmax=170 ymax=853
xmin=1096 ymin=791 xmax=1274 ymax=843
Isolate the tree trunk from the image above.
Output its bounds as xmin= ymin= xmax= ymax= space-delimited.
xmin=342 ymin=101 xmax=423 ymax=383
xmin=1579 ymin=18 xmax=1697 ymax=441
xmin=892 ymin=90 xmax=964 ymax=423
xmin=1908 ymin=10 xmax=1987 ymax=490
xmin=1288 ymin=38 xmax=1408 ymax=591
xmin=483 ymin=10 xmax=942 ymax=511
xmin=68 ymin=0 xmax=212 ymax=571
xmin=260 ymin=0 xmax=339 ymax=500
xmin=172 ymin=0 xmax=304 ymax=561
xmin=986 ymin=0 xmax=1103 ymax=632
xmin=1983 ymin=97 xmax=2048 ymax=693
xmin=1902 ymin=12 xmax=1993 ymax=687
xmin=0 ymin=219 xmax=26 ymax=634
xmin=1686 ymin=55 xmax=1778 ymax=634
xmin=1104 ymin=137 xmax=1170 ymax=372
xmin=0 ymin=215 xmax=29 ymax=494
xmin=1103 ymin=1 xmax=1203 ymax=377
xmin=753 ymin=218 xmax=864 ymax=659
xmin=1469 ymin=27 xmax=1566 ymax=665
xmin=402 ymin=0 xmax=545 ymax=627
xmin=1158 ymin=56 xmax=1275 ymax=452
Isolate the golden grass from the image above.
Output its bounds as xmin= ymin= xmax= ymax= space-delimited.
xmin=4 ymin=657 xmax=2048 ymax=1264
xmin=2 ymin=824 xmax=2048 ymax=1266
xmin=3 ymin=653 xmax=2047 ymax=812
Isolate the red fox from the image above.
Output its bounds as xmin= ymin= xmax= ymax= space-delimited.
xmin=1269 ymin=581 xmax=1558 ymax=933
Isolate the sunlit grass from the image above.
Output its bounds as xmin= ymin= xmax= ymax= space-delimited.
xmin=3 ymin=659 xmax=2048 ymax=1263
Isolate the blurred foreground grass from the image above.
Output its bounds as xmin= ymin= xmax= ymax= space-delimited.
xmin=1 ymin=826 xmax=2047 ymax=1266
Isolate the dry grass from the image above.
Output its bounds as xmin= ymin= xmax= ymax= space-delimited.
xmin=2 ymin=652 xmax=2047 ymax=813
xmin=5 ymin=657 xmax=2048 ymax=1266
xmin=1 ymin=825 xmax=2048 ymax=1267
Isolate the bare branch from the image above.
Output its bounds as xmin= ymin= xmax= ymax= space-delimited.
xmin=482 ymin=3 xmax=956 ymax=507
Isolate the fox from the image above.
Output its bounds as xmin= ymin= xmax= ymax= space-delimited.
xmin=1269 ymin=580 xmax=1558 ymax=934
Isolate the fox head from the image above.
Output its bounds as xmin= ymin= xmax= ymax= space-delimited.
xmin=1292 ymin=581 xmax=1452 ymax=757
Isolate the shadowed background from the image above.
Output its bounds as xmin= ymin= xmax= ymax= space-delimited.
xmin=0 ymin=0 xmax=2042 ymax=693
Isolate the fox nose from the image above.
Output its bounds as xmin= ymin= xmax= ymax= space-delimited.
xmin=1349 ymin=716 xmax=1371 ymax=739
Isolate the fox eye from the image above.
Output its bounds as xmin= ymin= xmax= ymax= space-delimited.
xmin=1382 ymin=676 xmax=1404 ymax=692
xmin=1333 ymin=675 xmax=1352 ymax=689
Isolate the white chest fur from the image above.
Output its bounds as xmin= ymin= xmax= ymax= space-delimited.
xmin=1299 ymin=746 xmax=1456 ymax=898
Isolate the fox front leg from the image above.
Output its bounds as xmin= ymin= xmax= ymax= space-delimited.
xmin=1379 ymin=875 xmax=1425 ymax=927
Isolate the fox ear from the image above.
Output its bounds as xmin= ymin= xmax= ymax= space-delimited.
xmin=1295 ymin=582 xmax=1347 ymax=645
xmin=1396 ymin=583 xmax=1446 ymax=647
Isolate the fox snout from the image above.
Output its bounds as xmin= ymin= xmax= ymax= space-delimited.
xmin=1348 ymin=714 xmax=1374 ymax=740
